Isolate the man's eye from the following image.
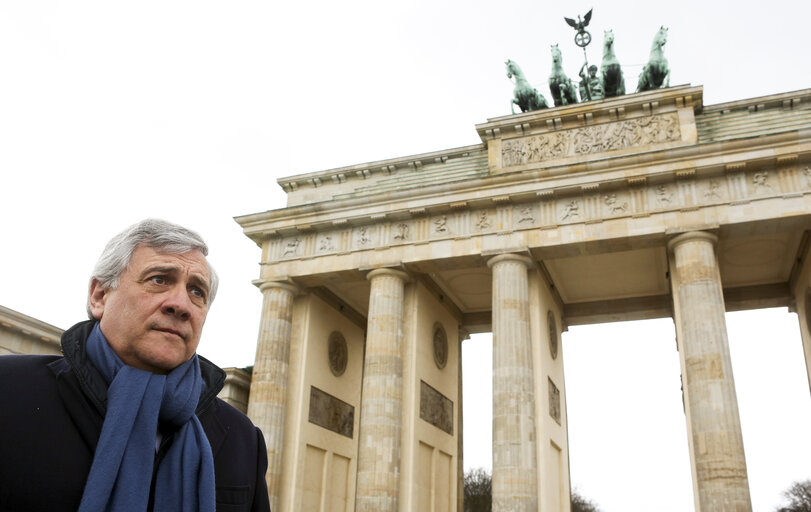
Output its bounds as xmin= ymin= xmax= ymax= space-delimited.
xmin=190 ymin=287 xmax=207 ymax=301
xmin=150 ymin=276 xmax=166 ymax=285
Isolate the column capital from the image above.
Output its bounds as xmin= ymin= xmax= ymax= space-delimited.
xmin=667 ymin=230 xmax=718 ymax=252
xmin=486 ymin=253 xmax=533 ymax=269
xmin=366 ymin=267 xmax=410 ymax=282
xmin=253 ymin=279 xmax=300 ymax=295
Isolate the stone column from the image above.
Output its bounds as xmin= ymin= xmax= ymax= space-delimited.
xmin=246 ymin=280 xmax=299 ymax=512
xmin=487 ymin=254 xmax=538 ymax=512
xmin=458 ymin=328 xmax=469 ymax=512
xmin=355 ymin=268 xmax=409 ymax=512
xmin=668 ymin=232 xmax=752 ymax=511
xmin=792 ymin=248 xmax=811 ymax=398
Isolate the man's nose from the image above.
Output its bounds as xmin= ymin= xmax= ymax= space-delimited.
xmin=161 ymin=285 xmax=192 ymax=319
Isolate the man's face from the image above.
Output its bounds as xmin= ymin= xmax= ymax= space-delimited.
xmin=88 ymin=246 xmax=211 ymax=374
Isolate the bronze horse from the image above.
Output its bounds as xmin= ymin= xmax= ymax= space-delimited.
xmin=637 ymin=26 xmax=670 ymax=92
xmin=548 ymin=44 xmax=578 ymax=107
xmin=506 ymin=59 xmax=548 ymax=113
xmin=600 ymin=29 xmax=625 ymax=98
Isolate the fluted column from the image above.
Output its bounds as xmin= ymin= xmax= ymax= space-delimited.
xmin=246 ymin=280 xmax=299 ymax=512
xmin=668 ymin=232 xmax=752 ymax=512
xmin=355 ymin=268 xmax=409 ymax=512
xmin=487 ymin=254 xmax=538 ymax=512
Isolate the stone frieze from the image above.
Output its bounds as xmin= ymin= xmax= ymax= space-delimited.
xmin=266 ymin=161 xmax=806 ymax=262
xmin=501 ymin=113 xmax=681 ymax=167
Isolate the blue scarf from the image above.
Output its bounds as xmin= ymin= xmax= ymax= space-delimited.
xmin=79 ymin=323 xmax=216 ymax=512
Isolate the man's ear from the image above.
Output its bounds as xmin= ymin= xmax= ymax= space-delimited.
xmin=88 ymin=278 xmax=108 ymax=320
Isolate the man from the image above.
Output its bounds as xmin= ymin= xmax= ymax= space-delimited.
xmin=0 ymin=219 xmax=270 ymax=512
xmin=578 ymin=63 xmax=604 ymax=102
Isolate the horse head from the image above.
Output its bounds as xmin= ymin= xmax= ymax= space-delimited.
xmin=604 ymin=29 xmax=614 ymax=47
xmin=550 ymin=44 xmax=562 ymax=64
xmin=654 ymin=26 xmax=668 ymax=48
xmin=506 ymin=59 xmax=520 ymax=80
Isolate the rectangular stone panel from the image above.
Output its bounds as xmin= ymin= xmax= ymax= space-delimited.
xmin=435 ymin=450 xmax=452 ymax=512
xmin=303 ymin=445 xmax=325 ymax=510
xmin=501 ymin=112 xmax=682 ymax=168
xmin=548 ymin=377 xmax=561 ymax=425
xmin=327 ymin=453 xmax=350 ymax=512
xmin=309 ymin=386 xmax=354 ymax=438
xmin=419 ymin=380 xmax=454 ymax=435
xmin=418 ymin=442 xmax=433 ymax=511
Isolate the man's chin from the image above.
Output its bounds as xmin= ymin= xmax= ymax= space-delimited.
xmin=134 ymin=340 xmax=190 ymax=374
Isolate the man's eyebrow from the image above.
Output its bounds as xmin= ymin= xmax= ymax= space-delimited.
xmin=139 ymin=265 xmax=210 ymax=291
xmin=139 ymin=265 xmax=182 ymax=278
xmin=187 ymin=274 xmax=211 ymax=293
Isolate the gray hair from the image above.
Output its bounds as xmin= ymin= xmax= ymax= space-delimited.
xmin=86 ymin=219 xmax=219 ymax=318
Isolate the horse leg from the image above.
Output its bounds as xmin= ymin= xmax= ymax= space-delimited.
xmin=637 ymin=66 xmax=648 ymax=92
xmin=511 ymin=99 xmax=517 ymax=114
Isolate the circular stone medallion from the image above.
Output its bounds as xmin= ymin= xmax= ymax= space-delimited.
xmin=547 ymin=310 xmax=558 ymax=360
xmin=327 ymin=331 xmax=348 ymax=377
xmin=433 ymin=323 xmax=448 ymax=369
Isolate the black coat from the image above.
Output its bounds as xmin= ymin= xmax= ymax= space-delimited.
xmin=0 ymin=320 xmax=270 ymax=512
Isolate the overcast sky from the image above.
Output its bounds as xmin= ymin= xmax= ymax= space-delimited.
xmin=1 ymin=1 xmax=810 ymax=511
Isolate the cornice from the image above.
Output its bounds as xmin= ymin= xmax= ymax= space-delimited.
xmin=275 ymin=143 xmax=485 ymax=193
xmin=236 ymin=130 xmax=811 ymax=244
xmin=0 ymin=305 xmax=63 ymax=344
xmin=700 ymin=87 xmax=811 ymax=115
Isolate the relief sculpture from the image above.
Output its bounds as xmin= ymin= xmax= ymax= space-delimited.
xmin=752 ymin=171 xmax=774 ymax=193
xmin=501 ymin=113 xmax=681 ymax=167
xmin=604 ymin=194 xmax=628 ymax=214
xmin=476 ymin=211 xmax=491 ymax=230
xmin=393 ymin=223 xmax=410 ymax=241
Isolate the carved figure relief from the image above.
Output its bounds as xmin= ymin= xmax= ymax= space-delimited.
xmin=501 ymin=113 xmax=681 ymax=167
xmin=419 ymin=381 xmax=453 ymax=435
xmin=752 ymin=171 xmax=774 ymax=193
xmin=655 ymin=185 xmax=673 ymax=205
xmin=393 ymin=223 xmax=410 ymax=241
xmin=704 ymin=180 xmax=722 ymax=201
xmin=433 ymin=215 xmax=449 ymax=234
xmin=604 ymin=194 xmax=628 ymax=214
xmin=561 ymin=200 xmax=580 ymax=221
xmin=327 ymin=331 xmax=348 ymax=377
xmin=283 ymin=237 xmax=301 ymax=256
xmin=517 ymin=205 xmax=535 ymax=224
xmin=318 ymin=235 xmax=334 ymax=252
xmin=802 ymin=166 xmax=811 ymax=188
xmin=309 ymin=387 xmax=354 ymax=438
xmin=433 ymin=323 xmax=448 ymax=370
xmin=548 ymin=378 xmax=561 ymax=425
xmin=476 ymin=211 xmax=491 ymax=230
xmin=357 ymin=226 xmax=371 ymax=246
xmin=547 ymin=310 xmax=558 ymax=360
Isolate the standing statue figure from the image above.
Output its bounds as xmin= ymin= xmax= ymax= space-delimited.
xmin=637 ymin=26 xmax=670 ymax=92
xmin=506 ymin=59 xmax=549 ymax=114
xmin=548 ymin=44 xmax=579 ymax=107
xmin=579 ymin=64 xmax=604 ymax=102
xmin=600 ymin=29 xmax=625 ymax=98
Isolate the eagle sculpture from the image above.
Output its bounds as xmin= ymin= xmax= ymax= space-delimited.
xmin=564 ymin=8 xmax=593 ymax=33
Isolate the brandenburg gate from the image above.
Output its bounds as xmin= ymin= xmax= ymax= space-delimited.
xmin=236 ymin=85 xmax=811 ymax=511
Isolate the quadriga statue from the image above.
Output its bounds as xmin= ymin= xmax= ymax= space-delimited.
xmin=637 ymin=26 xmax=670 ymax=92
xmin=506 ymin=59 xmax=549 ymax=113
